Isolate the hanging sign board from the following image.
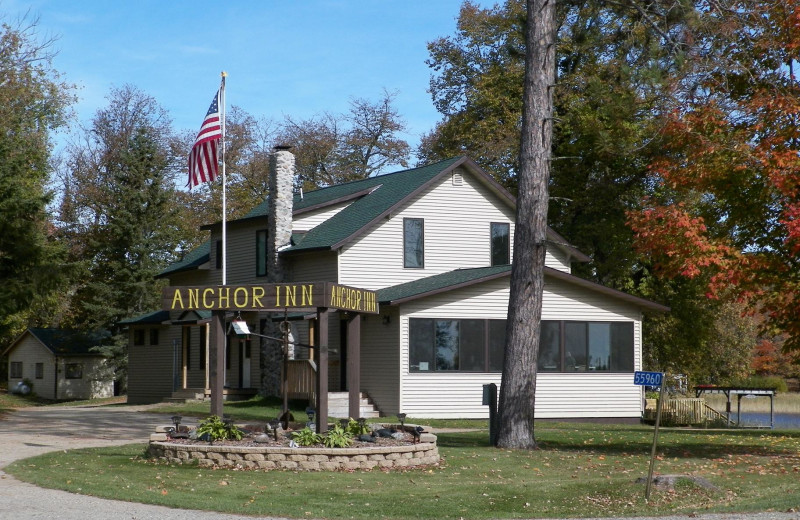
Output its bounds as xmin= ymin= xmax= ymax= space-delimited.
xmin=162 ymin=282 xmax=379 ymax=314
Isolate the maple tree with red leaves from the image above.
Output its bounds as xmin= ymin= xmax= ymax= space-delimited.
xmin=628 ymin=1 xmax=800 ymax=351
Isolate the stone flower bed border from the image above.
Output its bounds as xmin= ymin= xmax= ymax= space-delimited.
xmin=147 ymin=424 xmax=439 ymax=471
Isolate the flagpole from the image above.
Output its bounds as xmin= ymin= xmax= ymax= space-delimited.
xmin=220 ymin=71 xmax=227 ymax=286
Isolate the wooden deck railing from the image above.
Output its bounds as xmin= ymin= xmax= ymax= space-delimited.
xmin=644 ymin=397 xmax=731 ymax=426
xmin=285 ymin=359 xmax=317 ymax=401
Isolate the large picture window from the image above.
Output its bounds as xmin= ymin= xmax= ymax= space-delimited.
xmin=409 ymin=318 xmax=634 ymax=373
xmin=256 ymin=230 xmax=267 ymax=276
xmin=543 ymin=321 xmax=634 ymax=372
xmin=490 ymin=222 xmax=510 ymax=265
xmin=409 ymin=318 xmax=502 ymax=372
xmin=403 ymin=218 xmax=424 ymax=268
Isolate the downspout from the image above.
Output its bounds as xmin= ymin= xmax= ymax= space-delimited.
xmin=53 ymin=357 xmax=59 ymax=400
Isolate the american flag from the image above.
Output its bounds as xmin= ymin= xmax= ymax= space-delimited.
xmin=187 ymin=91 xmax=222 ymax=188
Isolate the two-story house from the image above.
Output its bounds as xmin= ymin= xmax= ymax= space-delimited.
xmin=123 ymin=153 xmax=667 ymax=419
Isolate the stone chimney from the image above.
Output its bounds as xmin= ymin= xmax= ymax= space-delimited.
xmin=262 ymin=146 xmax=295 ymax=397
xmin=267 ymin=146 xmax=294 ymax=283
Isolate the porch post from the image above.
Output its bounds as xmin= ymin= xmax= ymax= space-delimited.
xmin=210 ymin=310 xmax=225 ymax=417
xmin=347 ymin=314 xmax=361 ymax=420
xmin=315 ymin=308 xmax=329 ymax=434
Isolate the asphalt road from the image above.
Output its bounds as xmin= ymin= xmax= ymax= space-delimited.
xmin=0 ymin=405 xmax=797 ymax=520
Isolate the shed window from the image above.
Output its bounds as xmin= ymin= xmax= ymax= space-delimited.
xmin=133 ymin=329 xmax=145 ymax=346
xmin=10 ymin=361 xmax=22 ymax=378
xmin=403 ymin=218 xmax=424 ymax=268
xmin=149 ymin=328 xmax=159 ymax=346
xmin=35 ymin=363 xmax=44 ymax=379
xmin=65 ymin=363 xmax=83 ymax=379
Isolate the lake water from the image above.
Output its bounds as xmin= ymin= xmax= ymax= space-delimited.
xmin=729 ymin=412 xmax=800 ymax=429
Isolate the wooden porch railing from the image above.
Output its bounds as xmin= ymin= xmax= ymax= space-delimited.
xmin=285 ymin=359 xmax=317 ymax=401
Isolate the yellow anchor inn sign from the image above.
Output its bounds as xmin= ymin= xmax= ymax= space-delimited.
xmin=161 ymin=281 xmax=378 ymax=430
xmin=162 ymin=281 xmax=379 ymax=314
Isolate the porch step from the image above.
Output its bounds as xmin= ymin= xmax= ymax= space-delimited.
xmin=327 ymin=392 xmax=381 ymax=419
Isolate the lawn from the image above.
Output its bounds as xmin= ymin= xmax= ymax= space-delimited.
xmin=6 ymin=421 xmax=800 ymax=519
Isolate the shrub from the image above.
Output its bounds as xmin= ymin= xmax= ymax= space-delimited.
xmin=729 ymin=376 xmax=788 ymax=392
xmin=292 ymin=427 xmax=321 ymax=446
xmin=196 ymin=415 xmax=244 ymax=442
xmin=346 ymin=418 xmax=371 ymax=437
xmin=322 ymin=423 xmax=353 ymax=448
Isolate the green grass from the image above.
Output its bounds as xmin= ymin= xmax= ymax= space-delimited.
xmin=144 ymin=396 xmax=490 ymax=429
xmin=7 ymin=424 xmax=800 ymax=519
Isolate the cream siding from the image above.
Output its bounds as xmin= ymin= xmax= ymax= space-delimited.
xmin=56 ymin=356 xmax=113 ymax=400
xmin=338 ymin=167 xmax=516 ymax=290
xmin=395 ymin=275 xmax=644 ymax=418
xmin=6 ymin=334 xmax=112 ymax=400
xmin=294 ymin=201 xmax=352 ymax=231
xmin=7 ymin=336 xmax=58 ymax=400
xmin=545 ymin=246 xmax=572 ymax=273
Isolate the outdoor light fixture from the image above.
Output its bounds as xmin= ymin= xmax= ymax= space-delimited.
xmin=397 ymin=413 xmax=406 ymax=429
xmin=382 ymin=314 xmax=391 ymax=325
xmin=171 ymin=415 xmax=182 ymax=431
xmin=268 ymin=418 xmax=281 ymax=441
xmin=340 ymin=418 xmax=350 ymax=430
xmin=231 ymin=319 xmax=250 ymax=337
xmin=305 ymin=406 xmax=316 ymax=424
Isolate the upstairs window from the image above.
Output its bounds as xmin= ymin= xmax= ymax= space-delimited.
xmin=215 ymin=240 xmax=222 ymax=269
xmin=403 ymin=218 xmax=424 ymax=268
xmin=256 ymin=230 xmax=268 ymax=277
xmin=491 ymin=222 xmax=510 ymax=265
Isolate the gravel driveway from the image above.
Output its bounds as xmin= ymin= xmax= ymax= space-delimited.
xmin=0 ymin=405 xmax=797 ymax=520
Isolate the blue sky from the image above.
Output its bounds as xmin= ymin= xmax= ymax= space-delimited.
xmin=6 ymin=1 xmax=489 ymax=153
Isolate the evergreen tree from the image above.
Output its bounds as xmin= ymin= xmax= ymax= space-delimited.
xmin=0 ymin=19 xmax=74 ymax=347
xmin=59 ymin=85 xmax=182 ymax=385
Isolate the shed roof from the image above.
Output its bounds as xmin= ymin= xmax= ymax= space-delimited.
xmin=3 ymin=328 xmax=111 ymax=358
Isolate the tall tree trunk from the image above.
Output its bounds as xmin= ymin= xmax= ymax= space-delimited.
xmin=495 ymin=0 xmax=556 ymax=449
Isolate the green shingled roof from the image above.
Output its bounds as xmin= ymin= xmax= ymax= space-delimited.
xmin=119 ymin=310 xmax=171 ymax=325
xmin=377 ymin=265 xmax=512 ymax=304
xmin=26 ymin=328 xmax=112 ymax=357
xmin=241 ymin=156 xmax=463 ymax=221
xmin=158 ymin=240 xmax=210 ymax=278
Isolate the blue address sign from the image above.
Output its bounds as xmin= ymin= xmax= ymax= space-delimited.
xmin=633 ymin=371 xmax=664 ymax=386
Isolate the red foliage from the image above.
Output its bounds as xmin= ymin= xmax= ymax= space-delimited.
xmin=628 ymin=1 xmax=800 ymax=350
